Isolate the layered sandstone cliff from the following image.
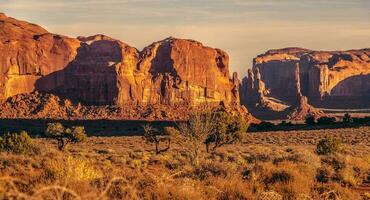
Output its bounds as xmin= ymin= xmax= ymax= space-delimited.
xmin=0 ymin=13 xmax=250 ymax=120
xmin=241 ymin=47 xmax=370 ymax=109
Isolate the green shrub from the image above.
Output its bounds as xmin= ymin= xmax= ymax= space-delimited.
xmin=45 ymin=123 xmax=87 ymax=151
xmin=342 ymin=113 xmax=353 ymax=124
xmin=305 ymin=114 xmax=316 ymax=125
xmin=316 ymin=136 xmax=342 ymax=155
xmin=0 ymin=131 xmax=39 ymax=154
xmin=205 ymin=112 xmax=247 ymax=152
xmin=249 ymin=121 xmax=275 ymax=132
xmin=317 ymin=116 xmax=336 ymax=125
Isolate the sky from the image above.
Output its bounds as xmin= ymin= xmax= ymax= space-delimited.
xmin=1 ymin=0 xmax=369 ymax=77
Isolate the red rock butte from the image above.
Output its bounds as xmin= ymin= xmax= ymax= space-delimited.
xmin=0 ymin=13 xmax=239 ymax=106
xmin=241 ymin=47 xmax=370 ymax=111
xmin=0 ymin=13 xmax=249 ymax=120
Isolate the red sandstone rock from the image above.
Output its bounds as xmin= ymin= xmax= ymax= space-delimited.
xmin=242 ymin=47 xmax=370 ymax=109
xmin=0 ymin=13 xmax=246 ymax=120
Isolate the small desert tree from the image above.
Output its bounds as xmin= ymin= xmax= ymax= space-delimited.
xmin=142 ymin=124 xmax=172 ymax=154
xmin=45 ymin=123 xmax=87 ymax=151
xmin=177 ymin=112 xmax=215 ymax=166
xmin=205 ymin=112 xmax=248 ymax=152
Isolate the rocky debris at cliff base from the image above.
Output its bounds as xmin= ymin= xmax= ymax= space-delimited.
xmin=285 ymin=96 xmax=324 ymax=120
xmin=0 ymin=92 xmax=257 ymax=122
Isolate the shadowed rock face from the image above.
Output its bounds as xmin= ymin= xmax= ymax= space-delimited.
xmin=0 ymin=13 xmax=239 ymax=108
xmin=242 ymin=47 xmax=370 ymax=109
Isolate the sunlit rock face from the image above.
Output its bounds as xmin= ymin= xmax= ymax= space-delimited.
xmin=133 ymin=38 xmax=236 ymax=106
xmin=242 ymin=47 xmax=370 ymax=109
xmin=0 ymin=13 xmax=80 ymax=102
xmin=0 ymin=13 xmax=239 ymax=108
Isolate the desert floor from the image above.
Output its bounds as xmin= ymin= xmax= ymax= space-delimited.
xmin=1 ymin=126 xmax=369 ymax=200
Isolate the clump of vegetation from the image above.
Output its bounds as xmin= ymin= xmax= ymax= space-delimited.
xmin=142 ymin=125 xmax=173 ymax=154
xmin=248 ymin=121 xmax=276 ymax=132
xmin=317 ymin=116 xmax=336 ymax=125
xmin=305 ymin=114 xmax=316 ymax=125
xmin=279 ymin=120 xmax=293 ymax=126
xmin=205 ymin=112 xmax=247 ymax=152
xmin=177 ymin=112 xmax=214 ymax=166
xmin=342 ymin=113 xmax=353 ymax=124
xmin=45 ymin=156 xmax=102 ymax=182
xmin=0 ymin=131 xmax=39 ymax=154
xmin=45 ymin=123 xmax=87 ymax=151
xmin=265 ymin=170 xmax=293 ymax=184
xmin=316 ymin=136 xmax=342 ymax=155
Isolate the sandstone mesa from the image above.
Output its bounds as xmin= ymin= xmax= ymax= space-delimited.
xmin=240 ymin=47 xmax=370 ymax=120
xmin=1 ymin=13 xmax=369 ymax=121
xmin=0 ymin=13 xmax=250 ymax=120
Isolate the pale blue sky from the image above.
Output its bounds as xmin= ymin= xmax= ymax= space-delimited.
xmin=1 ymin=0 xmax=369 ymax=77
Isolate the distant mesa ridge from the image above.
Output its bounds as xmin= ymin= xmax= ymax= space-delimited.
xmin=240 ymin=47 xmax=370 ymax=120
xmin=0 ymin=13 xmax=369 ymax=120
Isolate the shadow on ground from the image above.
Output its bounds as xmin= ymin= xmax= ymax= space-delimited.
xmin=0 ymin=119 xmax=179 ymax=136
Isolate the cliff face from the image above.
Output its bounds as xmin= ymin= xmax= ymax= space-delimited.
xmin=242 ymin=47 xmax=370 ymax=109
xmin=0 ymin=13 xmax=80 ymax=102
xmin=0 ymin=13 xmax=239 ymax=110
xmin=116 ymin=37 xmax=237 ymax=106
xmin=0 ymin=15 xmax=238 ymax=105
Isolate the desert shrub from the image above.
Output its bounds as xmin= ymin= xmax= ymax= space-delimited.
xmin=316 ymin=136 xmax=342 ymax=155
xmin=142 ymin=125 xmax=172 ymax=154
xmin=44 ymin=156 xmax=102 ymax=182
xmin=266 ymin=170 xmax=293 ymax=184
xmin=214 ymin=176 xmax=251 ymax=200
xmin=279 ymin=121 xmax=293 ymax=126
xmin=260 ymin=121 xmax=275 ymax=130
xmin=0 ymin=131 xmax=39 ymax=155
xmin=177 ymin=112 xmax=214 ymax=166
xmin=262 ymin=162 xmax=316 ymax=200
xmin=316 ymin=166 xmax=334 ymax=183
xmin=304 ymin=114 xmax=316 ymax=125
xmin=205 ymin=112 xmax=247 ymax=152
xmin=342 ymin=113 xmax=353 ymax=124
xmin=317 ymin=116 xmax=336 ymax=125
xmin=327 ymin=156 xmax=369 ymax=187
xmin=45 ymin=123 xmax=87 ymax=151
xmin=321 ymin=156 xmax=346 ymax=171
xmin=191 ymin=161 xmax=228 ymax=180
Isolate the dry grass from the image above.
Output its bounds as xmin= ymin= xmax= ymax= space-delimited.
xmin=0 ymin=126 xmax=369 ymax=199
